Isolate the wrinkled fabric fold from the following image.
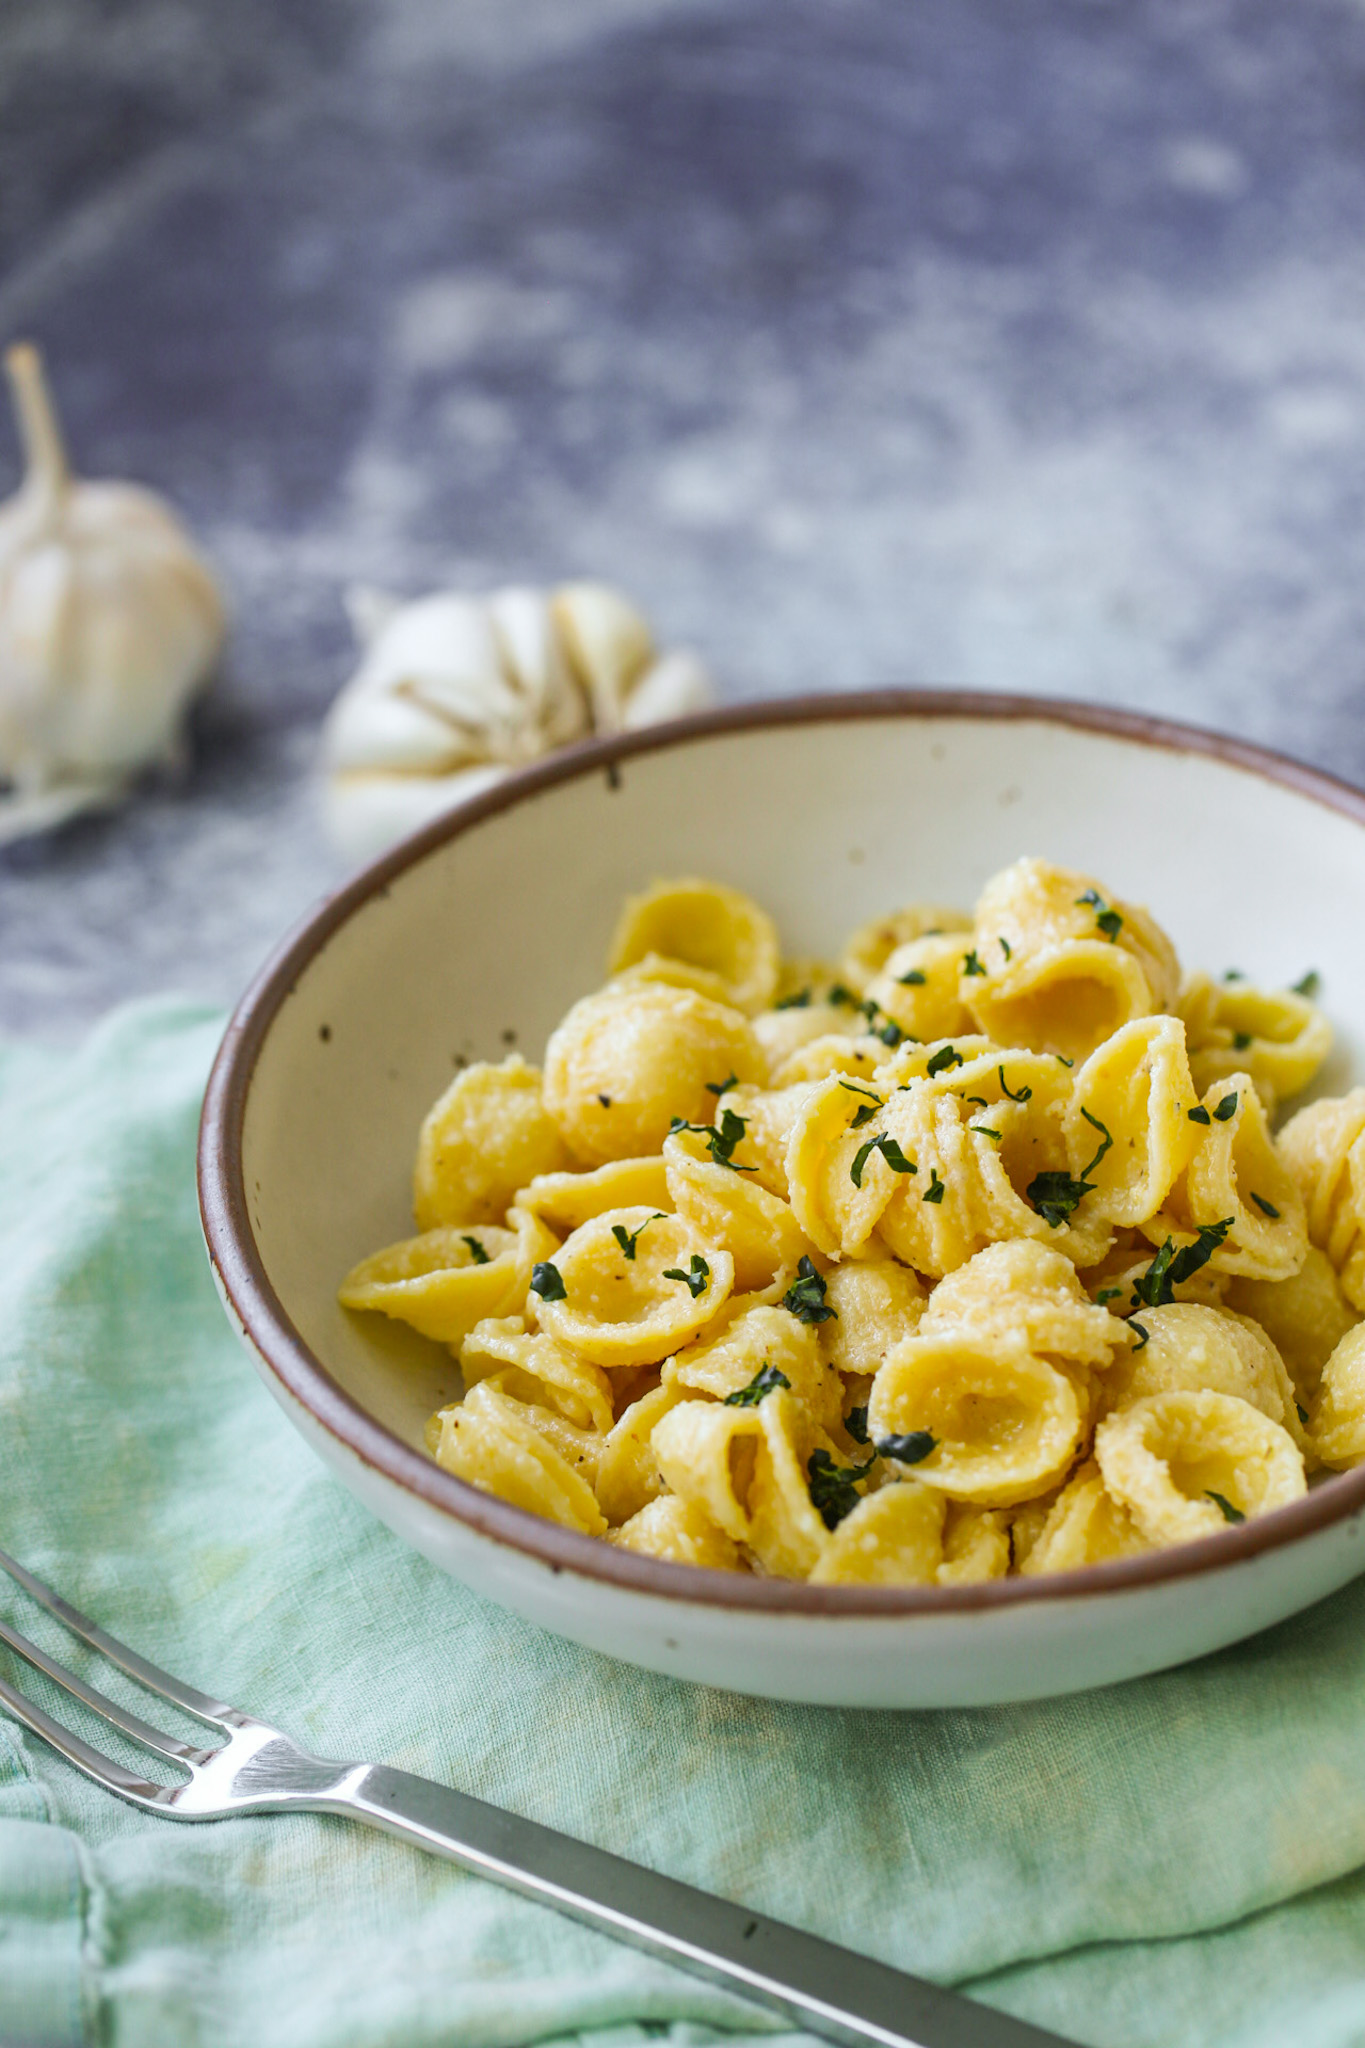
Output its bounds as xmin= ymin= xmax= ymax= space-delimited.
xmin=2 ymin=1000 xmax=1365 ymax=2047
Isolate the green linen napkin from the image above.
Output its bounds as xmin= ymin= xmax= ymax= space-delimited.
xmin=5 ymin=1002 xmax=1365 ymax=2048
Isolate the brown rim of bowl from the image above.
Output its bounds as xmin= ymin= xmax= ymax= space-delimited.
xmin=199 ymin=688 xmax=1365 ymax=1615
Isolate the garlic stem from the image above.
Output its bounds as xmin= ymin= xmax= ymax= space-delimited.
xmin=5 ymin=342 xmax=69 ymax=518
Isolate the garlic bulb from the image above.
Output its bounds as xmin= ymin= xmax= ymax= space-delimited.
xmin=322 ymin=578 xmax=712 ymax=864
xmin=0 ymin=343 xmax=224 ymax=843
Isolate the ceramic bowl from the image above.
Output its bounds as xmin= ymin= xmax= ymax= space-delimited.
xmin=198 ymin=691 xmax=1365 ymax=1708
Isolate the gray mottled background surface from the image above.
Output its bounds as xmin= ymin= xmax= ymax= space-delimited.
xmin=2 ymin=0 xmax=1364 ymax=1032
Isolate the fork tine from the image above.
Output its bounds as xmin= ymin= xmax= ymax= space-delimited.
xmin=0 ymin=1548 xmax=236 ymax=1728
xmin=0 ymin=1613 xmax=206 ymax=1765
xmin=0 ymin=1668 xmax=169 ymax=1807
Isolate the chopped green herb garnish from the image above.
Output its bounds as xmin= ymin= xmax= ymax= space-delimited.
xmin=1131 ymin=1217 xmax=1233 ymax=1309
xmin=1096 ymin=1286 xmax=1123 ymax=1304
xmin=926 ymin=1044 xmax=964 ymax=1077
xmin=838 ymin=1079 xmax=882 ymax=1100
xmin=850 ymin=1132 xmax=918 ymax=1188
xmin=1223 ymin=969 xmax=1245 ymax=982
xmin=1076 ymin=888 xmax=1123 ymax=941
xmin=1188 ymin=1105 xmax=1211 ymax=1125
xmin=1292 ymin=971 xmax=1321 ymax=998
xmin=461 ymin=1234 xmax=491 ymax=1266
xmin=1000 ymin=936 xmax=1012 ymax=960
xmin=923 ymin=1167 xmax=946 ymax=1204
xmin=998 ymin=1066 xmax=1032 ymax=1104
xmin=973 ymin=1125 xmax=1002 ymax=1141
xmin=1079 ymin=1108 xmax=1113 ymax=1179
xmin=877 ymin=1430 xmax=938 ymax=1466
xmin=1026 ymin=1170 xmax=1094 ymax=1228
xmin=845 ymin=1405 xmax=870 ymax=1445
xmin=705 ymin=1073 xmax=739 ymax=1097
xmin=807 ymin=1448 xmax=874 ymax=1530
xmin=782 ymin=1255 xmax=837 ymax=1324
xmin=827 ymin=983 xmax=859 ymax=1008
xmin=1130 ymin=1319 xmax=1150 ymax=1350
xmin=1250 ymin=1192 xmax=1280 ymax=1219
xmin=1297 ymin=1402 xmax=1310 ymax=1427
xmin=849 ymin=1135 xmax=879 ymax=1190
xmin=897 ymin=968 xmax=927 ymax=987
xmin=775 ymin=988 xmax=811 ymax=1010
xmin=531 ymin=1261 xmax=567 ymax=1301
xmin=662 ymin=1253 xmax=711 ymax=1298
xmin=612 ymin=1215 xmax=664 ymax=1261
xmin=840 ymin=991 xmax=904 ymax=1046
xmin=1232 ymin=1031 xmax=1253 ymax=1051
xmin=724 ymin=1363 xmax=791 ymax=1407
xmin=714 ymin=1107 xmax=753 ymax=1162
xmin=849 ymin=1100 xmax=878 ymax=1129
xmin=962 ymin=949 xmax=987 ymax=978
xmin=1207 ymin=1491 xmax=1244 ymax=1525
xmin=1055 ymin=1054 xmax=1075 ymax=1068
xmin=1213 ymin=1092 xmax=1239 ymax=1122
xmin=669 ymin=1108 xmax=756 ymax=1172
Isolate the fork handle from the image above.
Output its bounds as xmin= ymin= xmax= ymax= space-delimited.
xmin=318 ymin=1763 xmax=1073 ymax=2048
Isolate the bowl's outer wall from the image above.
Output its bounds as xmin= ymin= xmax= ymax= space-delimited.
xmin=215 ymin=1263 xmax=1365 ymax=1708
xmin=224 ymin=708 xmax=1365 ymax=1704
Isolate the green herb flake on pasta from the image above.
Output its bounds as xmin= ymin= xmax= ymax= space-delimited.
xmin=782 ymin=1256 xmax=837 ymax=1325
xmin=662 ymin=1254 xmax=711 ymax=1299
xmin=531 ymin=1261 xmax=567 ymax=1301
xmin=1207 ymin=1491 xmax=1245 ymax=1524
xmin=724 ymin=1364 xmax=791 ymax=1407
xmin=877 ymin=1430 xmax=938 ymax=1466
xmin=807 ymin=1449 xmax=875 ymax=1530
xmin=1076 ymin=887 xmax=1123 ymax=941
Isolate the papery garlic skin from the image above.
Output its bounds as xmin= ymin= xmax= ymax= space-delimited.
xmin=0 ymin=344 xmax=224 ymax=838
xmin=322 ymin=577 xmax=713 ymax=866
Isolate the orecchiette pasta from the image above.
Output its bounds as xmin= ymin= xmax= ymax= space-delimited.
xmin=1308 ymin=1324 xmax=1365 ymax=1469
xmin=1178 ymin=974 xmax=1332 ymax=1116
xmin=341 ymin=860 xmax=1343 ymax=1584
xmin=609 ymin=877 xmax=781 ymax=1016
xmin=1098 ymin=1303 xmax=1302 ymax=1443
xmin=1094 ymin=1390 xmax=1305 ymax=1547
xmin=841 ymin=905 xmax=972 ymax=992
xmin=1278 ymin=1090 xmax=1365 ymax=1312
xmin=414 ymin=1055 xmax=572 ymax=1230
xmin=543 ymin=980 xmax=765 ymax=1165
xmin=1227 ymin=1248 xmax=1358 ymax=1406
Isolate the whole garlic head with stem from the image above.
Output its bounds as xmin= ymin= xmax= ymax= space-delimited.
xmin=322 ymin=577 xmax=712 ymax=864
xmin=0 ymin=342 xmax=225 ymax=842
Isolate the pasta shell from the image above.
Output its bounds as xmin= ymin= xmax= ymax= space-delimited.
xmin=429 ymin=1379 xmax=606 ymax=1535
xmin=533 ymin=1207 xmax=734 ymax=1367
xmin=609 ymin=877 xmax=780 ymax=1016
xmin=1095 ymin=1389 xmax=1305 ymax=1547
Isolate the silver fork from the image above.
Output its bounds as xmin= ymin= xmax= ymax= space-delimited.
xmin=0 ymin=1547 xmax=1076 ymax=2048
